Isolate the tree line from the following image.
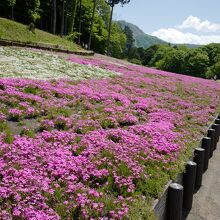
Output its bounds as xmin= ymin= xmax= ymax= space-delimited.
xmin=1 ymin=0 xmax=130 ymax=57
xmin=127 ymin=43 xmax=220 ymax=79
xmin=115 ymin=25 xmax=220 ymax=79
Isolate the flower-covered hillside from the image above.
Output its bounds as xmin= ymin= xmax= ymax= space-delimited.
xmin=0 ymin=51 xmax=220 ymax=219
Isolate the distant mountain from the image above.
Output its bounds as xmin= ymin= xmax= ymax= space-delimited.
xmin=116 ymin=20 xmax=167 ymax=48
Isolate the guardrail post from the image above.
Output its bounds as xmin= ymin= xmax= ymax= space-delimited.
xmin=201 ymin=137 xmax=211 ymax=172
xmin=194 ymin=148 xmax=205 ymax=191
xmin=214 ymin=119 xmax=220 ymax=142
xmin=216 ymin=118 xmax=220 ymax=124
xmin=167 ymin=183 xmax=183 ymax=220
xmin=211 ymin=124 xmax=219 ymax=150
xmin=183 ymin=161 xmax=197 ymax=211
xmin=207 ymin=129 xmax=215 ymax=158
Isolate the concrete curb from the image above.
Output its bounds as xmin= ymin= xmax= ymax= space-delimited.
xmin=0 ymin=39 xmax=95 ymax=56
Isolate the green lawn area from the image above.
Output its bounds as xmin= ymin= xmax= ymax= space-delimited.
xmin=0 ymin=17 xmax=82 ymax=52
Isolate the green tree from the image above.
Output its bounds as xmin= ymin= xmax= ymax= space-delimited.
xmin=105 ymin=0 xmax=130 ymax=55
xmin=52 ymin=0 xmax=57 ymax=34
xmin=60 ymin=0 xmax=65 ymax=36
xmin=14 ymin=0 xmax=40 ymax=23
xmin=37 ymin=0 xmax=50 ymax=31
xmin=149 ymin=44 xmax=173 ymax=66
xmin=155 ymin=48 xmax=187 ymax=73
xmin=185 ymin=49 xmax=209 ymax=77
xmin=202 ymin=43 xmax=220 ymax=66
xmin=67 ymin=0 xmax=79 ymax=34
xmin=97 ymin=0 xmax=110 ymax=27
xmin=110 ymin=22 xmax=126 ymax=58
xmin=206 ymin=60 xmax=220 ymax=79
xmin=90 ymin=0 xmax=110 ymax=53
xmin=123 ymin=25 xmax=134 ymax=58
xmin=7 ymin=0 xmax=16 ymax=20
xmin=78 ymin=0 xmax=82 ymax=44
xmin=88 ymin=0 xmax=97 ymax=50
xmin=143 ymin=45 xmax=160 ymax=65
xmin=75 ymin=0 xmax=94 ymax=46
xmin=75 ymin=0 xmax=107 ymax=51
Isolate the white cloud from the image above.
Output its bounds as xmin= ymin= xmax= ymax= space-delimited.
xmin=177 ymin=16 xmax=220 ymax=32
xmin=152 ymin=28 xmax=220 ymax=45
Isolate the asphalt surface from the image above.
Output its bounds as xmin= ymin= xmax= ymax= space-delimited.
xmin=186 ymin=142 xmax=220 ymax=220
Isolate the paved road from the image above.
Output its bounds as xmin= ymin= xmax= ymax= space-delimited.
xmin=186 ymin=142 xmax=220 ymax=220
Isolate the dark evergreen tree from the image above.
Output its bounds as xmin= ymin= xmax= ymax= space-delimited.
xmin=7 ymin=0 xmax=16 ymax=20
xmin=88 ymin=0 xmax=97 ymax=50
xmin=78 ymin=0 xmax=82 ymax=44
xmin=123 ymin=25 xmax=134 ymax=57
xmin=52 ymin=0 xmax=57 ymax=34
xmin=60 ymin=0 xmax=65 ymax=36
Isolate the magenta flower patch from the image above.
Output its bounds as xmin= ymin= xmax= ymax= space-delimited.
xmin=0 ymin=55 xmax=220 ymax=219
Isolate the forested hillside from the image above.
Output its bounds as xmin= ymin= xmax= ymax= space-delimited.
xmin=0 ymin=0 xmax=129 ymax=58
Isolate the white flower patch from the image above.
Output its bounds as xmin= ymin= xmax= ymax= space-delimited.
xmin=0 ymin=46 xmax=119 ymax=80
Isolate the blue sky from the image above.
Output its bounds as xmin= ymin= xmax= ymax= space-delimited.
xmin=113 ymin=0 xmax=220 ymax=44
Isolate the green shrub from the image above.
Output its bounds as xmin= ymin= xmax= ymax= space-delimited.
xmin=130 ymin=58 xmax=142 ymax=65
